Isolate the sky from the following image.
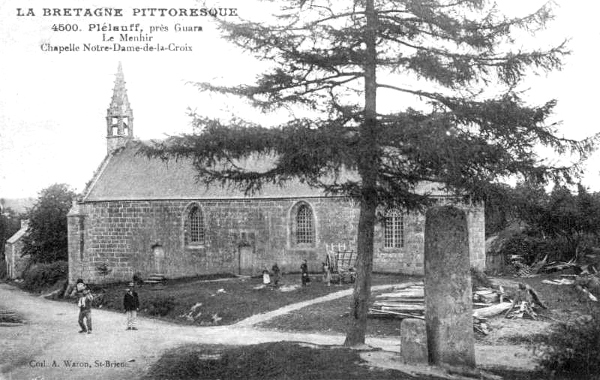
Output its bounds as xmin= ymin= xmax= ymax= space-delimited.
xmin=0 ymin=0 xmax=599 ymax=199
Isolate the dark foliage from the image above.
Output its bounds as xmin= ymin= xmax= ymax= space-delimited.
xmin=21 ymin=184 xmax=76 ymax=263
xmin=494 ymin=183 xmax=600 ymax=261
xmin=143 ymin=295 xmax=176 ymax=316
xmin=536 ymin=306 xmax=600 ymax=379
xmin=22 ymin=261 xmax=68 ymax=292
xmin=498 ymin=233 xmax=556 ymax=265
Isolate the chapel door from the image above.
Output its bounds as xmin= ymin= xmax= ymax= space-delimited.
xmin=239 ymin=246 xmax=253 ymax=276
xmin=153 ymin=245 xmax=165 ymax=274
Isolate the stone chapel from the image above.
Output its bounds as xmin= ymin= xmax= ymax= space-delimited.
xmin=67 ymin=64 xmax=485 ymax=284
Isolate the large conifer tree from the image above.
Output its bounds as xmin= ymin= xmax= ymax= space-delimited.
xmin=143 ymin=0 xmax=597 ymax=345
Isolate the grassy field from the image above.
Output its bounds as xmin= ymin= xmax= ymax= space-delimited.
xmin=84 ymin=272 xmax=417 ymax=326
xmin=75 ymin=271 xmax=597 ymax=334
xmin=142 ymin=342 xmax=444 ymax=380
xmin=141 ymin=341 xmax=564 ymax=380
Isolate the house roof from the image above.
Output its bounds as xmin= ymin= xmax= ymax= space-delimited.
xmin=83 ymin=141 xmax=336 ymax=201
xmin=6 ymin=224 xmax=27 ymax=245
xmin=82 ymin=140 xmax=450 ymax=202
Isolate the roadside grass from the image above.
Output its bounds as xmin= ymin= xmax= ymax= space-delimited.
xmin=85 ymin=272 xmax=415 ymax=326
xmin=142 ymin=341 xmax=567 ymax=380
xmin=142 ymin=341 xmax=443 ymax=380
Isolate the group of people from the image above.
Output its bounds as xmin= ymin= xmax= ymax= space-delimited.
xmin=262 ymin=263 xmax=282 ymax=287
xmin=261 ymin=259 xmax=332 ymax=288
xmin=71 ymin=278 xmax=140 ymax=333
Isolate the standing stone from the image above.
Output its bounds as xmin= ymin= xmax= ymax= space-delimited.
xmin=424 ymin=206 xmax=475 ymax=368
xmin=400 ymin=318 xmax=428 ymax=363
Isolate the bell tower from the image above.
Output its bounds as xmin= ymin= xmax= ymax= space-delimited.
xmin=106 ymin=62 xmax=133 ymax=154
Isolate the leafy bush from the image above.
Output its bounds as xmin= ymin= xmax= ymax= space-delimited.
xmin=144 ymin=295 xmax=176 ymax=317
xmin=498 ymin=233 xmax=559 ymax=265
xmin=537 ymin=306 xmax=600 ymax=379
xmin=22 ymin=261 xmax=68 ymax=291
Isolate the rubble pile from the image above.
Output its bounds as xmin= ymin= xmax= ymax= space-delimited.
xmin=509 ymin=252 xmax=600 ymax=303
xmin=510 ymin=254 xmax=598 ymax=278
xmin=543 ymin=274 xmax=600 ymax=302
xmin=368 ymin=281 xmax=549 ymax=335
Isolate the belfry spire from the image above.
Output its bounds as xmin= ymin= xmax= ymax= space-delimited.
xmin=106 ymin=62 xmax=133 ymax=154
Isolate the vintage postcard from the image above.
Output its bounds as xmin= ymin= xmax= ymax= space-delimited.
xmin=1 ymin=1 xmax=599 ymax=379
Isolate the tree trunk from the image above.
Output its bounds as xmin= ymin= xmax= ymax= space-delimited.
xmin=344 ymin=0 xmax=378 ymax=347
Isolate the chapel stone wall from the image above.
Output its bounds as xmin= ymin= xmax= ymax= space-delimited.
xmin=68 ymin=197 xmax=484 ymax=284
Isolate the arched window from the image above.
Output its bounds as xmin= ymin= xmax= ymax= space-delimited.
xmin=296 ymin=204 xmax=314 ymax=244
xmin=184 ymin=203 xmax=205 ymax=246
xmin=384 ymin=209 xmax=404 ymax=248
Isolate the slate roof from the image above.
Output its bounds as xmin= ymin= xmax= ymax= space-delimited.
xmin=83 ymin=141 xmax=333 ymax=201
xmin=82 ymin=140 xmax=449 ymax=202
xmin=6 ymin=224 xmax=27 ymax=245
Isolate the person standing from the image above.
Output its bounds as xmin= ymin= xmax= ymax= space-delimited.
xmin=322 ymin=262 xmax=331 ymax=286
xmin=78 ymin=289 xmax=93 ymax=334
xmin=123 ymin=282 xmax=140 ymax=330
xmin=271 ymin=263 xmax=281 ymax=288
xmin=301 ymin=259 xmax=310 ymax=286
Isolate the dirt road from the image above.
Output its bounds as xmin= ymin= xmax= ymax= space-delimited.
xmin=0 ymin=283 xmax=538 ymax=380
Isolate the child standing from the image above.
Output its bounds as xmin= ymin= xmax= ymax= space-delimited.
xmin=262 ymin=268 xmax=271 ymax=286
xmin=301 ymin=259 xmax=310 ymax=286
xmin=78 ymin=289 xmax=93 ymax=334
xmin=123 ymin=282 xmax=140 ymax=330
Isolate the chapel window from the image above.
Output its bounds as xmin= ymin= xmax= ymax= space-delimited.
xmin=296 ymin=204 xmax=314 ymax=244
xmin=185 ymin=203 xmax=205 ymax=246
xmin=384 ymin=208 xmax=404 ymax=248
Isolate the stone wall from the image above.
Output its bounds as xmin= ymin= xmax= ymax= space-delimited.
xmin=67 ymin=197 xmax=484 ymax=284
xmin=372 ymin=200 xmax=485 ymax=274
xmin=4 ymin=240 xmax=29 ymax=279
